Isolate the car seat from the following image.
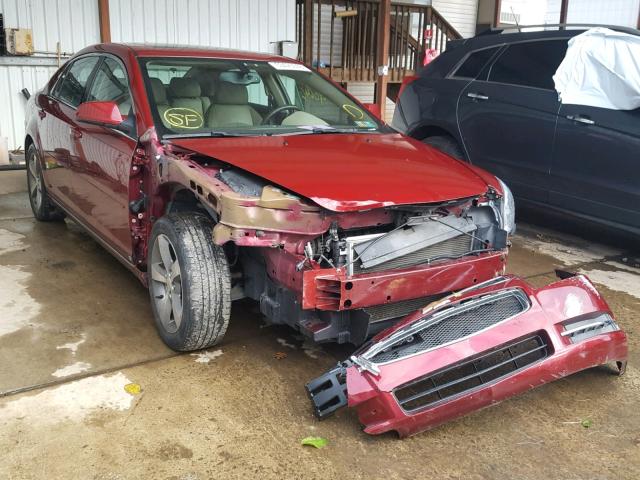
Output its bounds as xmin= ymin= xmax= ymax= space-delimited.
xmin=206 ymin=82 xmax=262 ymax=128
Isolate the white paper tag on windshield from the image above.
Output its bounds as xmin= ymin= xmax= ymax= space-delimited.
xmin=269 ymin=62 xmax=311 ymax=72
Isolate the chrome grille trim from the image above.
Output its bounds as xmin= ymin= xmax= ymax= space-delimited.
xmin=361 ymin=288 xmax=531 ymax=366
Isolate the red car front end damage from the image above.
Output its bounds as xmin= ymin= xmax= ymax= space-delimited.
xmin=136 ymin=130 xmax=514 ymax=345
xmin=306 ymin=273 xmax=628 ymax=437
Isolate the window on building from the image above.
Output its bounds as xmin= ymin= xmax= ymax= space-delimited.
xmin=53 ymin=56 xmax=100 ymax=107
xmin=452 ymin=47 xmax=502 ymax=79
xmin=488 ymin=40 xmax=568 ymax=90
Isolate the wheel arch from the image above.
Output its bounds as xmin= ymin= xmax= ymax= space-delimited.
xmin=154 ymin=181 xmax=217 ymax=220
xmin=409 ymin=123 xmax=459 ymax=143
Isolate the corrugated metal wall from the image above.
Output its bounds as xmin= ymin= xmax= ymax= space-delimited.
xmin=0 ymin=0 xmax=297 ymax=152
xmin=0 ymin=0 xmax=100 ymax=151
xmin=109 ymin=0 xmax=296 ymax=53
xmin=0 ymin=63 xmax=58 ymax=151
xmin=0 ymin=0 xmax=100 ymax=54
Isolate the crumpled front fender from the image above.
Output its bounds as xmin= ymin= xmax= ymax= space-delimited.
xmin=306 ymin=273 xmax=628 ymax=438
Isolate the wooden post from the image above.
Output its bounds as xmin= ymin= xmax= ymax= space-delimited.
xmin=98 ymin=0 xmax=111 ymax=43
xmin=559 ymin=0 xmax=569 ymax=25
xmin=303 ymin=0 xmax=313 ymax=65
xmin=493 ymin=0 xmax=502 ymax=27
xmin=375 ymin=0 xmax=391 ymax=116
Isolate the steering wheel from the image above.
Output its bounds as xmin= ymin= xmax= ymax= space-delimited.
xmin=261 ymin=105 xmax=301 ymax=125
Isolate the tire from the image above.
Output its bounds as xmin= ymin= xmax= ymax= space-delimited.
xmin=423 ymin=135 xmax=465 ymax=161
xmin=26 ymin=144 xmax=65 ymax=221
xmin=148 ymin=213 xmax=231 ymax=351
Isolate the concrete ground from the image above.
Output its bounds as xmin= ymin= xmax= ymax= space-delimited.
xmin=0 ymin=169 xmax=638 ymax=480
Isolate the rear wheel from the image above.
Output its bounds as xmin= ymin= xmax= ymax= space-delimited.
xmin=148 ymin=213 xmax=231 ymax=351
xmin=26 ymin=144 xmax=65 ymax=221
xmin=423 ymin=135 xmax=465 ymax=161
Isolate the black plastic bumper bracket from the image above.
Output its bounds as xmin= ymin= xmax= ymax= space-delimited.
xmin=305 ymin=362 xmax=350 ymax=419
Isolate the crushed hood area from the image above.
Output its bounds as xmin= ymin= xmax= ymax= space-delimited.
xmin=172 ymin=133 xmax=492 ymax=212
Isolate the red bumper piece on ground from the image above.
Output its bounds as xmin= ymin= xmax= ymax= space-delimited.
xmin=306 ymin=274 xmax=628 ymax=437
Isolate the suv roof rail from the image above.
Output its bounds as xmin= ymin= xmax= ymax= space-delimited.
xmin=485 ymin=23 xmax=640 ymax=36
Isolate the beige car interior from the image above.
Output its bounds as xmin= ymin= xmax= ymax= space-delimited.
xmin=151 ymin=72 xmax=328 ymax=129
xmin=207 ymin=82 xmax=263 ymax=127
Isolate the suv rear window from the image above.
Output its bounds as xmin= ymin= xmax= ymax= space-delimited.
xmin=488 ymin=40 xmax=568 ymax=90
xmin=452 ymin=47 xmax=501 ymax=79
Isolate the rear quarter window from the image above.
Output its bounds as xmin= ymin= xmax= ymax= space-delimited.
xmin=452 ymin=47 xmax=501 ymax=79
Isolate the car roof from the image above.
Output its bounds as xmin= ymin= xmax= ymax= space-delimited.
xmin=76 ymin=43 xmax=295 ymax=63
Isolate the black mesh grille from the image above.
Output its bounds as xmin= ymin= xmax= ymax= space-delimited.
xmin=363 ymin=293 xmax=448 ymax=324
xmin=394 ymin=334 xmax=550 ymax=412
xmin=371 ymin=290 xmax=529 ymax=364
xmin=353 ymin=234 xmax=473 ymax=273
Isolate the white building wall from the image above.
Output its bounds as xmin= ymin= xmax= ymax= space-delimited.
xmin=432 ymin=0 xmax=479 ymax=38
xmin=559 ymin=0 xmax=638 ymax=27
xmin=0 ymin=0 xmax=100 ymax=152
xmin=501 ymin=0 xmax=639 ymax=28
xmin=109 ymin=0 xmax=296 ymax=54
xmin=0 ymin=0 xmax=296 ymax=152
xmin=0 ymin=0 xmax=100 ymax=54
xmin=0 ymin=63 xmax=59 ymax=151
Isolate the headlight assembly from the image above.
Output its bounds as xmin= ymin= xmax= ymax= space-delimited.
xmin=496 ymin=178 xmax=516 ymax=235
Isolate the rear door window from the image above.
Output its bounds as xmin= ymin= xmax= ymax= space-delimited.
xmin=53 ymin=56 xmax=100 ymax=107
xmin=488 ymin=40 xmax=568 ymax=90
xmin=452 ymin=47 xmax=501 ymax=79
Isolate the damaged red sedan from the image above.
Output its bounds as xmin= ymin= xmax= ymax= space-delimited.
xmin=24 ymin=44 xmax=513 ymax=351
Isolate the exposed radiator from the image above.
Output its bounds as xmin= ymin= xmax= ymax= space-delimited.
xmin=370 ymin=289 xmax=530 ymax=364
xmin=353 ymin=234 xmax=473 ymax=274
xmin=394 ymin=333 xmax=550 ymax=413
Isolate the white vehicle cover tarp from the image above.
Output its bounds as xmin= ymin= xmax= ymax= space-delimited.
xmin=553 ymin=27 xmax=640 ymax=110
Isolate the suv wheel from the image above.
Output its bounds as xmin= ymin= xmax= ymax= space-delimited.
xmin=148 ymin=213 xmax=231 ymax=351
xmin=423 ymin=135 xmax=465 ymax=161
xmin=26 ymin=144 xmax=65 ymax=221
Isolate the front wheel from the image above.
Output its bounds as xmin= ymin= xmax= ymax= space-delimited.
xmin=148 ymin=213 xmax=231 ymax=351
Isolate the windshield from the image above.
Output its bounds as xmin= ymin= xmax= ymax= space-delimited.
xmin=139 ymin=57 xmax=383 ymax=138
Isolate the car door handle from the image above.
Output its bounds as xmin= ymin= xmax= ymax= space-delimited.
xmin=566 ymin=115 xmax=595 ymax=125
xmin=467 ymin=92 xmax=489 ymax=101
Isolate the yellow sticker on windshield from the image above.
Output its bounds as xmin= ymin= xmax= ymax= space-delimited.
xmin=342 ymin=104 xmax=365 ymax=120
xmin=163 ymin=107 xmax=204 ymax=129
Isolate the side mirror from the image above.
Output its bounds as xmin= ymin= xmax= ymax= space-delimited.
xmin=363 ymin=103 xmax=381 ymax=119
xmin=76 ymin=101 xmax=123 ymax=126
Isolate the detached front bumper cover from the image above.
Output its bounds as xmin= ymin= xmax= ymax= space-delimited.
xmin=306 ymin=273 xmax=628 ymax=437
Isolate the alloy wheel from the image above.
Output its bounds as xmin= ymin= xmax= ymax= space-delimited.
xmin=27 ymin=152 xmax=43 ymax=211
xmin=150 ymin=234 xmax=184 ymax=333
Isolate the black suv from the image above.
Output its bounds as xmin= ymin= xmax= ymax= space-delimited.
xmin=393 ymin=26 xmax=640 ymax=235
